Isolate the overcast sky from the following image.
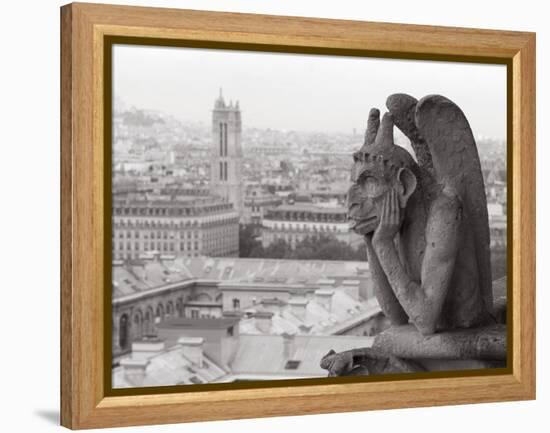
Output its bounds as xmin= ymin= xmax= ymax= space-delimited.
xmin=113 ymin=44 xmax=506 ymax=139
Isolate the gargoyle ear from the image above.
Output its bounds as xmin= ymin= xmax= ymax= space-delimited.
xmin=397 ymin=167 xmax=417 ymax=208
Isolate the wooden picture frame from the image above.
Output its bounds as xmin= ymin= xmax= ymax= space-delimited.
xmin=60 ymin=2 xmax=536 ymax=429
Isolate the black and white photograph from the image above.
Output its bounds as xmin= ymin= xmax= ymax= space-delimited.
xmin=4 ymin=0 xmax=548 ymax=431
xmin=110 ymin=45 xmax=508 ymax=389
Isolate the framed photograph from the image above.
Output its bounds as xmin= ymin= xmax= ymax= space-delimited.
xmin=60 ymin=2 xmax=535 ymax=429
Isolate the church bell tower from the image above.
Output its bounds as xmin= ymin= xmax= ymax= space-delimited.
xmin=210 ymin=89 xmax=244 ymax=218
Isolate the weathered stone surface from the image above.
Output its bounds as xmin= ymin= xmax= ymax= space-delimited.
xmin=415 ymin=95 xmax=494 ymax=318
xmin=320 ymin=324 xmax=505 ymax=376
xmin=347 ymin=94 xmax=494 ymax=335
xmin=320 ymin=348 xmax=424 ymax=376
xmin=322 ymin=94 xmax=506 ymax=377
xmin=371 ymin=324 xmax=506 ymax=360
xmin=386 ymin=93 xmax=434 ymax=178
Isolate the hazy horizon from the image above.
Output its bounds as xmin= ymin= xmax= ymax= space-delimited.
xmin=113 ymin=44 xmax=507 ymax=139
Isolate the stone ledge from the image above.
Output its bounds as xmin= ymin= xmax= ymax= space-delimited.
xmin=371 ymin=324 xmax=506 ymax=361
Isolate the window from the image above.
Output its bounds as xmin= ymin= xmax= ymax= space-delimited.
xmin=166 ymin=302 xmax=174 ymax=317
xmin=227 ymin=326 xmax=234 ymax=337
xmin=191 ymin=309 xmax=199 ymax=319
xmin=223 ymin=123 xmax=228 ymax=156
xmin=232 ymin=298 xmax=240 ymax=310
xmin=219 ymin=161 xmax=223 ymax=180
xmin=133 ymin=312 xmax=142 ymax=340
xmin=224 ymin=161 xmax=228 ymax=181
xmin=118 ymin=314 xmax=129 ymax=349
xmin=144 ymin=310 xmax=152 ymax=335
xmin=219 ymin=122 xmax=223 ymax=156
xmin=155 ymin=304 xmax=164 ymax=322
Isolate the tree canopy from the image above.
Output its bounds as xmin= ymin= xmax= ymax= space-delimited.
xmin=239 ymin=224 xmax=366 ymax=262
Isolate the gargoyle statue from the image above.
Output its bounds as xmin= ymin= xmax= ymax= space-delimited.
xmin=321 ymin=94 xmax=497 ymax=376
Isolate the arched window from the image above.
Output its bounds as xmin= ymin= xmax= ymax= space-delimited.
xmin=196 ymin=293 xmax=212 ymax=302
xmin=143 ymin=309 xmax=152 ymax=336
xmin=223 ymin=123 xmax=228 ymax=156
xmin=219 ymin=122 xmax=223 ymax=156
xmin=133 ymin=310 xmax=143 ymax=340
xmin=119 ymin=314 xmax=129 ymax=350
xmin=176 ymin=298 xmax=183 ymax=318
xmin=155 ymin=303 xmax=164 ymax=324
xmin=166 ymin=301 xmax=174 ymax=318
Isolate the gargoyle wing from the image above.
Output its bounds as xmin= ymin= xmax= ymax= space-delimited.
xmin=386 ymin=93 xmax=435 ymax=180
xmin=415 ymin=94 xmax=493 ymax=315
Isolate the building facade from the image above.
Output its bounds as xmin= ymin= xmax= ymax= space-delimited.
xmin=112 ymin=256 xmax=375 ymax=359
xmin=261 ymin=203 xmax=363 ymax=249
xmin=210 ymin=90 xmax=244 ymax=219
xmin=112 ymin=277 xmax=224 ymax=358
xmin=112 ymin=195 xmax=239 ymax=260
xmin=242 ymin=183 xmax=282 ymax=225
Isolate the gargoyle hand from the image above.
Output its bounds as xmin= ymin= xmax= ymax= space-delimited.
xmin=320 ymin=349 xmax=353 ymax=377
xmin=373 ymin=188 xmax=401 ymax=244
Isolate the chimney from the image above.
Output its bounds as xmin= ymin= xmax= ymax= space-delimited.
xmin=254 ymin=311 xmax=274 ymax=334
xmin=260 ymin=298 xmax=285 ymax=315
xmin=317 ymin=278 xmax=335 ymax=290
xmin=222 ymin=310 xmax=245 ymax=320
xmin=120 ymin=358 xmax=149 ymax=387
xmin=342 ymin=279 xmax=360 ymax=300
xmin=131 ymin=339 xmax=165 ymax=361
xmin=178 ymin=337 xmax=204 ymax=368
xmin=315 ymin=289 xmax=334 ymax=312
xmin=282 ymin=331 xmax=296 ymax=359
xmin=288 ymin=298 xmax=308 ymax=321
